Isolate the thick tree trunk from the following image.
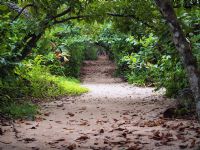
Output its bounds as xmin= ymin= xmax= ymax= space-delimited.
xmin=18 ymin=33 xmax=42 ymax=61
xmin=154 ymin=0 xmax=200 ymax=120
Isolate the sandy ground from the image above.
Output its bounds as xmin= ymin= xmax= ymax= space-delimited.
xmin=0 ymin=56 xmax=200 ymax=150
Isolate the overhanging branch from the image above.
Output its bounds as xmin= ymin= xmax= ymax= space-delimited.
xmin=107 ymin=12 xmax=155 ymax=29
xmin=2 ymin=2 xmax=31 ymax=18
xmin=13 ymin=4 xmax=34 ymax=21
xmin=52 ymin=7 xmax=71 ymax=19
xmin=53 ymin=15 xmax=89 ymax=24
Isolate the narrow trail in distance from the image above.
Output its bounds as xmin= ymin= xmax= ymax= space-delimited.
xmin=0 ymin=56 xmax=200 ymax=150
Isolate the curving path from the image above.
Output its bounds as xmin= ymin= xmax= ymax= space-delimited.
xmin=0 ymin=56 xmax=200 ymax=150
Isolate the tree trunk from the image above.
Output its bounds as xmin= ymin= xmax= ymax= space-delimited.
xmin=154 ymin=0 xmax=200 ymax=120
xmin=18 ymin=33 xmax=42 ymax=61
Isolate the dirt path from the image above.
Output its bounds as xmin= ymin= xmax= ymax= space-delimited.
xmin=1 ymin=56 xmax=200 ymax=150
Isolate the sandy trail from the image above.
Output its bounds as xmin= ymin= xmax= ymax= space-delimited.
xmin=0 ymin=56 xmax=200 ymax=150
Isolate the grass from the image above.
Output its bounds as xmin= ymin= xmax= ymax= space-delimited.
xmin=28 ymin=66 xmax=88 ymax=98
xmin=0 ymin=101 xmax=38 ymax=119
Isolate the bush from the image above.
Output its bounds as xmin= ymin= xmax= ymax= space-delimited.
xmin=84 ymin=45 xmax=98 ymax=60
xmin=15 ymin=55 xmax=88 ymax=97
xmin=0 ymin=55 xmax=88 ymax=119
xmin=0 ymin=100 xmax=38 ymax=119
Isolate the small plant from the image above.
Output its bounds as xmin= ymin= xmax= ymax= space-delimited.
xmin=0 ymin=98 xmax=38 ymax=119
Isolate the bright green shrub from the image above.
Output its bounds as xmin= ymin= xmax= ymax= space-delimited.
xmin=15 ymin=55 xmax=88 ymax=98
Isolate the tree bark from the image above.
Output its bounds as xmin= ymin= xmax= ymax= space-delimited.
xmin=1 ymin=2 xmax=31 ymax=18
xmin=18 ymin=33 xmax=43 ymax=61
xmin=154 ymin=0 xmax=200 ymax=120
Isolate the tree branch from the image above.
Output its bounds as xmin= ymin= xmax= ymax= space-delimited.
xmin=53 ymin=15 xmax=89 ymax=24
xmin=107 ymin=12 xmax=155 ymax=29
xmin=52 ymin=7 xmax=71 ymax=19
xmin=2 ymin=2 xmax=31 ymax=18
xmin=13 ymin=4 xmax=34 ymax=21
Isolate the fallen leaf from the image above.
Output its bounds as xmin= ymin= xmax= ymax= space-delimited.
xmin=79 ymin=121 xmax=89 ymax=126
xmin=113 ymin=118 xmax=118 ymax=122
xmin=143 ymin=119 xmax=165 ymax=127
xmin=0 ymin=128 xmax=3 ymax=135
xmin=190 ymin=139 xmax=196 ymax=148
xmin=68 ymin=144 xmax=76 ymax=150
xmin=179 ymin=144 xmax=188 ymax=149
xmin=57 ymin=103 xmax=64 ymax=107
xmin=100 ymin=129 xmax=104 ymax=134
xmin=30 ymin=126 xmax=36 ymax=129
xmin=25 ymin=122 xmax=32 ymax=125
xmin=114 ymin=127 xmax=125 ymax=131
xmin=44 ymin=112 xmax=51 ymax=116
xmin=75 ymin=135 xmax=89 ymax=141
xmin=122 ymin=111 xmax=129 ymax=115
xmin=55 ymin=121 xmax=62 ymax=124
xmin=63 ymin=128 xmax=74 ymax=130
xmin=31 ymin=147 xmax=39 ymax=150
xmin=23 ymin=138 xmax=36 ymax=143
xmin=56 ymin=138 xmax=65 ymax=142
xmin=35 ymin=117 xmax=44 ymax=122
xmin=79 ymin=106 xmax=87 ymax=110
xmin=127 ymin=145 xmax=141 ymax=150
xmin=0 ymin=140 xmax=12 ymax=144
xmin=67 ymin=112 xmax=75 ymax=117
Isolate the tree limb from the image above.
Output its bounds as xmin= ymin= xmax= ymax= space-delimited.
xmin=52 ymin=7 xmax=71 ymax=19
xmin=107 ymin=12 xmax=155 ymax=29
xmin=13 ymin=4 xmax=34 ymax=21
xmin=53 ymin=15 xmax=89 ymax=24
xmin=2 ymin=2 xmax=31 ymax=18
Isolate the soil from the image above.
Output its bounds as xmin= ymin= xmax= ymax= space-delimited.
xmin=0 ymin=56 xmax=200 ymax=150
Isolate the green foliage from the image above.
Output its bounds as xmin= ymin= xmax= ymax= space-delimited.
xmin=0 ymin=101 xmax=38 ymax=119
xmin=154 ymin=55 xmax=188 ymax=96
xmin=84 ymin=45 xmax=98 ymax=60
xmin=15 ymin=55 xmax=88 ymax=97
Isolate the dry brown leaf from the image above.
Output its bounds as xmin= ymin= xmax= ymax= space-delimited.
xmin=79 ymin=106 xmax=87 ymax=110
xmin=55 ymin=121 xmax=62 ymax=124
xmin=100 ymin=129 xmax=104 ymax=134
xmin=189 ymin=139 xmax=196 ymax=148
xmin=144 ymin=119 xmax=165 ymax=127
xmin=179 ymin=144 xmax=188 ymax=149
xmin=63 ymin=128 xmax=74 ymax=130
xmin=126 ymin=145 xmax=141 ymax=150
xmin=113 ymin=118 xmax=118 ymax=122
xmin=57 ymin=103 xmax=64 ymax=107
xmin=0 ymin=128 xmax=4 ymax=135
xmin=35 ymin=117 xmax=44 ymax=122
xmin=176 ymin=134 xmax=185 ymax=141
xmin=79 ymin=121 xmax=89 ymax=126
xmin=44 ymin=112 xmax=51 ymax=116
xmin=23 ymin=138 xmax=36 ymax=143
xmin=67 ymin=144 xmax=76 ymax=150
xmin=30 ymin=126 xmax=36 ymax=129
xmin=56 ymin=138 xmax=65 ymax=142
xmin=75 ymin=135 xmax=89 ymax=141
xmin=67 ymin=112 xmax=75 ymax=117
xmin=25 ymin=122 xmax=32 ymax=125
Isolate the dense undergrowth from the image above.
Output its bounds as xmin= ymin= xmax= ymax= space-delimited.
xmin=0 ymin=12 xmax=91 ymax=118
